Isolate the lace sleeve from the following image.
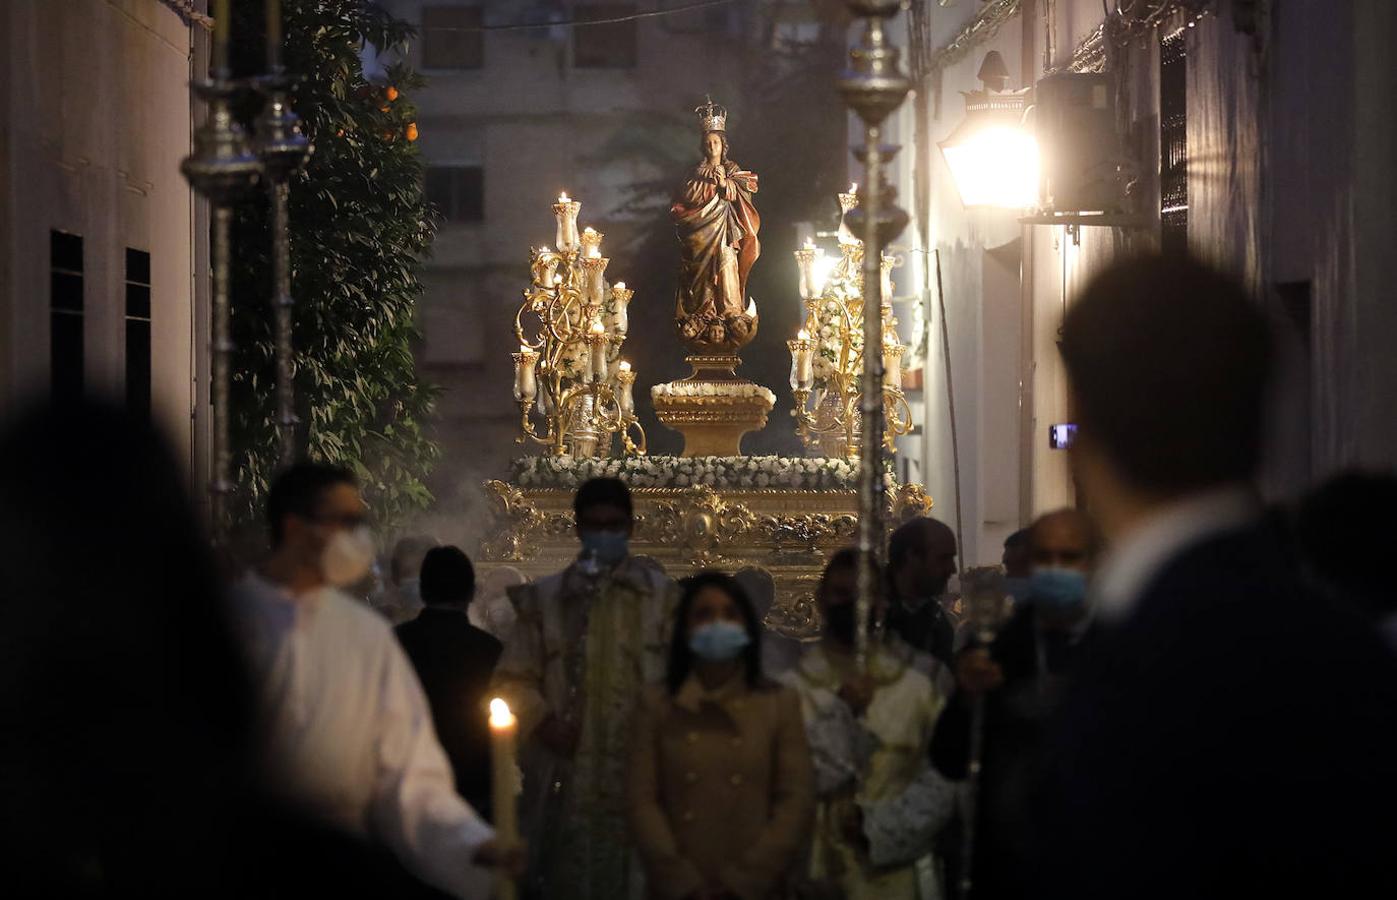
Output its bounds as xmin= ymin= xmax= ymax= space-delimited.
xmin=860 ymin=765 xmax=959 ymax=869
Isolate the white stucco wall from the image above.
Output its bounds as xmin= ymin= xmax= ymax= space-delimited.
xmin=0 ymin=0 xmax=201 ymax=475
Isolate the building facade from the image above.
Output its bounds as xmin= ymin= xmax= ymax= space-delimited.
xmin=882 ymin=0 xmax=1397 ymax=566
xmin=0 ymin=0 xmax=211 ymax=499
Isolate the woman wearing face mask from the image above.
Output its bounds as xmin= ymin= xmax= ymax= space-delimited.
xmin=629 ymin=572 xmax=814 ymax=900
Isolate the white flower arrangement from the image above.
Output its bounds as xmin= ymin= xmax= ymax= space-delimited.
xmin=509 ymin=454 xmax=864 ymax=491
xmin=650 ymin=381 xmax=778 ymax=405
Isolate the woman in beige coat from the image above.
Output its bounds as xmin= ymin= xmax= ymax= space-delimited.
xmin=629 ymin=571 xmax=815 ymax=900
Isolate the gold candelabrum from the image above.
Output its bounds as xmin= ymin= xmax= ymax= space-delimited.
xmin=511 ymin=194 xmax=645 ymax=458
xmin=788 ymin=187 xmax=913 ymax=460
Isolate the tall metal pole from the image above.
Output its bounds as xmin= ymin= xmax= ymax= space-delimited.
xmin=842 ymin=1 xmax=910 ymax=669
xmin=257 ymin=66 xmax=313 ymax=467
xmin=182 ymin=46 xmax=263 ymax=543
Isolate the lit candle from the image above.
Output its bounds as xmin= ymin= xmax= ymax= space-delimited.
xmin=580 ymin=227 xmax=604 ymax=260
xmin=266 ymin=0 xmax=282 ymax=71
xmin=849 ymin=182 xmax=858 ymax=194
xmin=615 ymin=360 xmax=636 ymax=417
xmin=489 ymin=698 xmax=519 ymax=900
xmin=611 ymin=281 xmax=633 ymax=334
xmin=213 ymin=0 xmax=231 ymax=74
xmin=588 ymin=320 xmax=608 ymax=383
xmin=581 ymin=256 xmax=610 ymax=306
xmin=553 ymin=194 xmax=581 ymax=251
xmin=512 ymin=346 xmax=538 ymax=403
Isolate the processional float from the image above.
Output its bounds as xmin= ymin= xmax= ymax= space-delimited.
xmin=478 ymin=1 xmax=936 ymax=640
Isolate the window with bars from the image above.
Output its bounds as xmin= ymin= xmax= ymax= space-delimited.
xmin=422 ymin=6 xmax=484 ymax=70
xmin=50 ymin=231 xmax=84 ymax=404
xmin=425 ymin=165 xmax=485 ymax=223
xmin=125 ymin=249 xmax=152 ymax=417
xmin=1159 ymin=31 xmax=1188 ymax=255
xmin=574 ymin=4 xmax=639 ymax=69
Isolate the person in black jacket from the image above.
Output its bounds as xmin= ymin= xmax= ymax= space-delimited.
xmin=396 ymin=546 xmax=504 ymax=818
xmin=930 ymin=508 xmax=1097 ymax=900
xmin=885 ymin=516 xmax=959 ymax=670
xmin=1035 ymin=254 xmax=1397 ymax=900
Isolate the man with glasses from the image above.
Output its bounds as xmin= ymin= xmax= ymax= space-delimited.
xmin=234 ymin=463 xmax=517 ymax=899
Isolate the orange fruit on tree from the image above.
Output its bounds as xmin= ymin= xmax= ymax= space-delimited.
xmin=386 ymin=86 xmax=399 ymax=102
xmin=406 ymin=122 xmax=419 ymax=142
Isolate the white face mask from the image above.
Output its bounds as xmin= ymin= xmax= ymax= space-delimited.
xmin=321 ymin=525 xmax=375 ymax=587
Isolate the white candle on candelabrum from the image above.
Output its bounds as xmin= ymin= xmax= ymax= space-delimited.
xmin=554 ymin=193 xmax=580 ymax=251
xmin=589 ymin=323 xmax=608 ymax=383
xmin=612 ymin=282 xmax=630 ymax=333
xmin=883 ymin=345 xmax=904 ymax=391
xmin=881 ymin=254 xmax=896 ymax=304
xmin=590 ymin=259 xmax=610 ymax=306
xmin=795 ymin=330 xmax=815 ymax=389
xmin=489 ymin=698 xmax=519 ymax=900
xmin=512 ymin=347 xmax=538 ymax=402
xmin=616 ymin=361 xmax=635 ymax=417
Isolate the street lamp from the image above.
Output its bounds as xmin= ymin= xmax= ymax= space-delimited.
xmin=938 ymin=51 xmax=1038 ymax=210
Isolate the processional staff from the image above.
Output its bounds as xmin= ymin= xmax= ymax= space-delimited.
xmin=182 ymin=1 xmax=310 ymax=541
xmin=840 ymin=0 xmax=911 ymax=670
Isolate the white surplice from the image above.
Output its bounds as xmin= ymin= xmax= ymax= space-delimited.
xmin=234 ymin=573 xmax=495 ymax=899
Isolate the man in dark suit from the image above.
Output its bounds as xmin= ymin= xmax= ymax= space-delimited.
xmin=1035 ymin=255 xmax=1397 ymax=899
xmin=931 ymin=508 xmax=1097 ymax=899
xmin=885 ymin=516 xmax=959 ymax=669
xmin=396 ymin=546 xmax=504 ymax=819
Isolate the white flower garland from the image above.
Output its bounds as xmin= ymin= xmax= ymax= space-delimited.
xmin=510 ymin=454 xmax=865 ymax=491
xmin=650 ymin=381 xmax=778 ymax=405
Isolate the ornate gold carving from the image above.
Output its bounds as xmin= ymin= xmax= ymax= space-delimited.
xmin=476 ymin=476 xmax=934 ymax=640
xmin=649 ymin=486 xmax=758 ymax=568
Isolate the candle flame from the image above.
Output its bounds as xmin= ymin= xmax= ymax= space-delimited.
xmin=803 ymin=239 xmax=816 ymax=250
xmin=849 ymin=183 xmax=858 ymax=194
xmin=583 ymin=226 xmax=597 ymax=235
xmin=519 ymin=344 xmax=530 ymax=354
xmin=619 ymin=360 xmax=631 ymax=372
xmin=614 ymin=281 xmax=626 ymax=291
xmin=489 ymin=697 xmax=516 ymax=728
xmin=798 ymin=329 xmax=811 ymax=341
xmin=558 ymin=192 xmax=570 ymax=202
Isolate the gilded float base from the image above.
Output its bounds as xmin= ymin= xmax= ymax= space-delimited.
xmin=477 ymin=474 xmax=933 ymax=639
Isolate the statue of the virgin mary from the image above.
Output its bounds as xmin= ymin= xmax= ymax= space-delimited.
xmin=671 ymin=96 xmax=760 ymax=353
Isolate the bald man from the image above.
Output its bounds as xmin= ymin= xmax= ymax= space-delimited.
xmin=929 ymin=508 xmax=1097 ymax=900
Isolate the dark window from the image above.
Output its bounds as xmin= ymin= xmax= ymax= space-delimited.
xmin=125 ymin=248 xmax=152 ymax=416
xmin=422 ymin=6 xmax=484 ymax=70
xmin=425 ymin=166 xmax=485 ymax=223
xmin=1159 ymin=32 xmax=1188 ymax=255
xmin=50 ymin=231 xmax=84 ymax=404
xmin=574 ymin=4 xmax=638 ymax=69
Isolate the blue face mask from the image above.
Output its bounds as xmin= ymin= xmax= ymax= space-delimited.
xmin=579 ymin=529 xmax=629 ymax=566
xmin=688 ymin=620 xmax=752 ymax=662
xmin=1029 ymin=567 xmax=1089 ymax=612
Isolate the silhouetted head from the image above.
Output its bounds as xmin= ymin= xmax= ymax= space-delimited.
xmin=420 ymin=545 xmax=476 ymax=608
xmin=889 ymin=517 xmax=958 ymax=600
xmin=1060 ymin=254 xmax=1272 ymax=512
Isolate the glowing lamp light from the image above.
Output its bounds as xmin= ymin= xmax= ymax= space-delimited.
xmin=849 ymin=182 xmax=858 ymax=194
xmin=811 ymin=253 xmax=836 ymax=297
xmin=797 ymin=329 xmax=811 ymax=341
xmin=938 ymin=51 xmax=1039 ymax=211
xmin=940 ymin=127 xmax=1039 ymax=209
xmin=558 ymin=191 xmax=570 ymax=203
xmin=618 ymin=360 xmax=631 ymax=372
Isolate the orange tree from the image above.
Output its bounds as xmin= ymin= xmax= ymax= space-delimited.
xmin=229 ymin=0 xmax=438 ymax=535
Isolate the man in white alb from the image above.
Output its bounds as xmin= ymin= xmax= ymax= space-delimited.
xmin=234 ymin=463 xmax=517 ymax=899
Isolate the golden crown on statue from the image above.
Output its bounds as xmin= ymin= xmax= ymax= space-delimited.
xmin=694 ymin=95 xmax=727 ymax=133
